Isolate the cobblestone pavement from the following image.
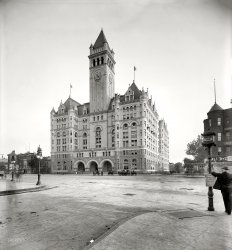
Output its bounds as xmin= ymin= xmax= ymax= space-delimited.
xmin=0 ymin=174 xmax=230 ymax=250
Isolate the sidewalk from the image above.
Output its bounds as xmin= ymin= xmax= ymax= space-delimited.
xmin=87 ymin=209 xmax=232 ymax=250
xmin=0 ymin=176 xmax=47 ymax=196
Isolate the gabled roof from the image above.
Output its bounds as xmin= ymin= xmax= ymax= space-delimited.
xmin=93 ymin=30 xmax=108 ymax=49
xmin=124 ymin=82 xmax=142 ymax=100
xmin=129 ymin=82 xmax=142 ymax=99
xmin=209 ymin=103 xmax=223 ymax=112
xmin=64 ymin=97 xmax=81 ymax=111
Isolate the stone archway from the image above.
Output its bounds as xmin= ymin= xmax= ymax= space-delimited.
xmin=89 ymin=161 xmax=98 ymax=173
xmin=102 ymin=161 xmax=112 ymax=172
xmin=78 ymin=162 xmax=85 ymax=172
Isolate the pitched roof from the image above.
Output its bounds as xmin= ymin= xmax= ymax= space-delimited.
xmin=93 ymin=30 xmax=108 ymax=49
xmin=209 ymin=103 xmax=223 ymax=112
xmin=129 ymin=82 xmax=142 ymax=99
xmin=64 ymin=97 xmax=81 ymax=110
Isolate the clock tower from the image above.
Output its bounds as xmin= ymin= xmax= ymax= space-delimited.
xmin=89 ymin=30 xmax=115 ymax=113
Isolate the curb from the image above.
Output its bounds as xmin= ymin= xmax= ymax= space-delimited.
xmin=0 ymin=185 xmax=57 ymax=196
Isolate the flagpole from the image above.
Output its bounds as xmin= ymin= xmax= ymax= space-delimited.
xmin=70 ymin=83 xmax=72 ymax=98
xmin=134 ymin=66 xmax=136 ymax=82
xmin=214 ymin=78 xmax=216 ymax=104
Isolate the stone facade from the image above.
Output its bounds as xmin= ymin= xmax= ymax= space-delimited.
xmin=50 ymin=30 xmax=169 ymax=173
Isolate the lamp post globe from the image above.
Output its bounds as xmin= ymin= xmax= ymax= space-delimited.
xmin=201 ymin=131 xmax=216 ymax=211
xmin=36 ymin=145 xmax=42 ymax=185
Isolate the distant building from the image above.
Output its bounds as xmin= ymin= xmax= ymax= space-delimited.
xmin=50 ymin=30 xmax=169 ymax=173
xmin=203 ymin=101 xmax=232 ymax=162
xmin=7 ymin=151 xmax=51 ymax=174
xmin=158 ymin=120 xmax=169 ymax=171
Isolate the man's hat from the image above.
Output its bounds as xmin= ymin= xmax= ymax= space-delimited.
xmin=222 ymin=166 xmax=229 ymax=171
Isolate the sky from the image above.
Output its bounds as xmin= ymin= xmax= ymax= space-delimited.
xmin=0 ymin=0 xmax=231 ymax=163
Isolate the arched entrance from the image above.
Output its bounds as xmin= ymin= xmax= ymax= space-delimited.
xmin=89 ymin=161 xmax=98 ymax=173
xmin=78 ymin=162 xmax=85 ymax=172
xmin=102 ymin=161 xmax=112 ymax=172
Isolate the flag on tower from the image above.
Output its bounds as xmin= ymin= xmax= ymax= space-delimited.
xmin=69 ymin=83 xmax=72 ymax=97
xmin=134 ymin=66 xmax=137 ymax=82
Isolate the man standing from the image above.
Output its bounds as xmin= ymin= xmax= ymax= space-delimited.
xmin=212 ymin=166 xmax=232 ymax=215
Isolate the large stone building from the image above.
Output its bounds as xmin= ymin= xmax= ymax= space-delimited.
xmin=50 ymin=30 xmax=169 ymax=173
xmin=203 ymin=101 xmax=232 ymax=162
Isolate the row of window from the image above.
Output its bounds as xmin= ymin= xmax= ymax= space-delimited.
xmin=123 ymin=150 xmax=138 ymax=155
xmin=56 ymin=117 xmax=67 ymax=122
xmin=216 ymin=132 xmax=231 ymax=141
xmin=209 ymin=117 xmax=221 ymax=126
xmin=77 ymin=151 xmax=112 ymax=158
xmin=55 ymin=154 xmax=68 ymax=158
xmin=56 ymin=131 xmax=78 ymax=137
xmin=123 ymin=106 xmax=137 ymax=111
xmin=92 ymin=56 xmax=114 ymax=70
xmin=218 ymin=146 xmax=231 ymax=154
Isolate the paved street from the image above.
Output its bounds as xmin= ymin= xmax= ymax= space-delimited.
xmin=0 ymin=174 xmax=231 ymax=250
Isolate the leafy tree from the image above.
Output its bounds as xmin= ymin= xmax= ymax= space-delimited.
xmin=174 ymin=162 xmax=183 ymax=173
xmin=186 ymin=135 xmax=206 ymax=162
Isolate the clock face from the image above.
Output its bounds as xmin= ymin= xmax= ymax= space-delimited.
xmin=94 ymin=71 xmax=102 ymax=81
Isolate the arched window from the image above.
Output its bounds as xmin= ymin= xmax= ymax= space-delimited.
xmin=97 ymin=58 xmax=100 ymax=65
xmin=123 ymin=123 xmax=128 ymax=130
xmin=93 ymin=59 xmax=96 ymax=67
xmin=83 ymin=133 xmax=87 ymax=149
xmin=132 ymin=159 xmax=137 ymax=169
xmin=57 ymin=132 xmax=60 ymax=137
xmin=101 ymin=57 xmax=104 ymax=64
xmin=63 ymin=131 xmax=66 ymax=137
xmin=63 ymin=161 xmax=67 ymax=170
xmin=75 ymin=132 xmax=78 ymax=137
xmin=132 ymin=122 xmax=137 ymax=128
xmin=112 ymin=129 xmax=115 ymax=147
xmin=95 ymin=127 xmax=101 ymax=148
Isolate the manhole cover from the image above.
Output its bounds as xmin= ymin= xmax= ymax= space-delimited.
xmin=164 ymin=209 xmax=212 ymax=219
xmin=123 ymin=193 xmax=136 ymax=196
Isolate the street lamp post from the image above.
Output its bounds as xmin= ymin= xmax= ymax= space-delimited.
xmin=201 ymin=131 xmax=216 ymax=211
xmin=36 ymin=145 xmax=42 ymax=185
xmin=11 ymin=156 xmax=15 ymax=181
